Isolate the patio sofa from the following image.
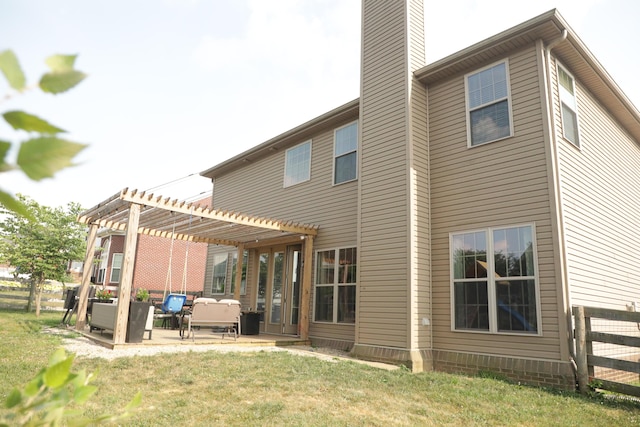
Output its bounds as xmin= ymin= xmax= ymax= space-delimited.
xmin=180 ymin=298 xmax=241 ymax=341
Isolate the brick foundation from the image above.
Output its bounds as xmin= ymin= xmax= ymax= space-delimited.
xmin=318 ymin=339 xmax=577 ymax=390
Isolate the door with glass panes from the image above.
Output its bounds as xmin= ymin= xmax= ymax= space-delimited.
xmin=255 ymin=245 xmax=302 ymax=335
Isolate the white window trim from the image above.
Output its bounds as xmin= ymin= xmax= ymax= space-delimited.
xmin=211 ymin=252 xmax=228 ymax=295
xmin=109 ymin=253 xmax=123 ymax=283
xmin=464 ymin=59 xmax=514 ymax=148
xmin=449 ymin=223 xmax=542 ymax=336
xmin=332 ymin=120 xmax=358 ymax=186
xmin=283 ymin=140 xmax=312 ymax=188
xmin=556 ymin=62 xmax=581 ymax=148
xmin=312 ymin=246 xmax=357 ymax=324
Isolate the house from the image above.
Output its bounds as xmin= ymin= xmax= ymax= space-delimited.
xmin=196 ymin=2 xmax=640 ymax=389
xmin=88 ymin=197 xmax=210 ymax=296
xmin=90 ymin=231 xmax=208 ymax=295
xmin=76 ymin=1 xmax=640 ymax=390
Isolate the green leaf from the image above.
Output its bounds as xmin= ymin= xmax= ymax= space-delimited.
xmin=124 ymin=391 xmax=143 ymax=411
xmin=16 ymin=136 xmax=87 ymax=180
xmin=4 ymin=389 xmax=22 ymax=409
xmin=0 ymin=140 xmax=12 ymax=172
xmin=45 ymin=54 xmax=77 ymax=72
xmin=3 ymin=111 xmax=66 ymax=134
xmin=0 ymin=50 xmax=26 ymax=91
xmin=0 ymin=190 xmax=34 ymax=220
xmin=74 ymin=385 xmax=98 ymax=404
xmin=48 ymin=349 xmax=69 ymax=366
xmin=43 ymin=355 xmax=74 ymax=388
xmin=39 ymin=70 xmax=87 ymax=94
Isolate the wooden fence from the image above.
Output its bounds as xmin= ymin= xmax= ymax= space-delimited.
xmin=573 ymin=305 xmax=640 ymax=397
xmin=0 ymin=286 xmax=65 ymax=311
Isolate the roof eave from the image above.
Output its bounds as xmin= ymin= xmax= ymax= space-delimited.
xmin=200 ymin=98 xmax=360 ymax=179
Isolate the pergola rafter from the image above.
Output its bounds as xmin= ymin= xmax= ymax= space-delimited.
xmin=74 ymin=188 xmax=318 ymax=344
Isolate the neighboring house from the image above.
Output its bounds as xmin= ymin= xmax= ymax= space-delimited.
xmin=90 ymin=198 xmax=210 ymax=296
xmin=198 ymin=1 xmax=640 ymax=389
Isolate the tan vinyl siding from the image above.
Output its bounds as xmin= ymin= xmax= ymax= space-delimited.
xmin=429 ymin=46 xmax=563 ymax=360
xmin=408 ymin=0 xmax=430 ymax=349
xmin=358 ymin=0 xmax=409 ymax=348
xmin=553 ymin=56 xmax=640 ymax=311
xmin=211 ymin=118 xmax=358 ymax=340
xmin=213 ymin=122 xmax=358 ymax=249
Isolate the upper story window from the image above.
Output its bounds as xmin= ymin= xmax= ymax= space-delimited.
xmin=284 ymin=140 xmax=312 ymax=187
xmin=465 ymin=60 xmax=513 ymax=146
xmin=334 ymin=121 xmax=358 ymax=184
xmin=558 ymin=65 xmax=580 ymax=147
xmin=451 ymin=224 xmax=539 ymax=334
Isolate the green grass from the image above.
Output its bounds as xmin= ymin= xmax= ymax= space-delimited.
xmin=1 ymin=310 xmax=640 ymax=426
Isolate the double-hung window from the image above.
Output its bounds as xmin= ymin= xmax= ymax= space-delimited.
xmin=451 ymin=224 xmax=539 ymax=334
xmin=334 ymin=121 xmax=358 ymax=184
xmin=284 ymin=140 xmax=311 ymax=187
xmin=314 ymin=247 xmax=357 ymax=323
xmin=465 ymin=60 xmax=513 ymax=146
xmin=558 ymin=65 xmax=580 ymax=147
xmin=109 ymin=253 xmax=123 ymax=283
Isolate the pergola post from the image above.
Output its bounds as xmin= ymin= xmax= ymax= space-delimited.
xmin=233 ymin=243 xmax=244 ymax=301
xmin=113 ymin=203 xmax=141 ymax=344
xmin=75 ymin=223 xmax=99 ymax=331
xmin=299 ymin=235 xmax=314 ymax=340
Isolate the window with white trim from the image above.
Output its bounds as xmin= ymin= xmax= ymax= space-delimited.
xmin=465 ymin=60 xmax=513 ymax=146
xmin=558 ymin=65 xmax=580 ymax=147
xmin=333 ymin=121 xmax=358 ymax=184
xmin=451 ymin=224 xmax=539 ymax=334
xmin=109 ymin=253 xmax=123 ymax=283
xmin=211 ymin=252 xmax=227 ymax=294
xmin=284 ymin=140 xmax=311 ymax=187
xmin=231 ymin=250 xmax=248 ymax=295
xmin=314 ymin=247 xmax=356 ymax=323
xmin=96 ymin=238 xmax=110 ymax=284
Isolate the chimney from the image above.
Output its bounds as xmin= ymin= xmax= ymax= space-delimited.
xmin=355 ymin=0 xmax=430 ymax=370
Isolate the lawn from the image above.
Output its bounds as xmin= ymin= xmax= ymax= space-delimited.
xmin=1 ymin=310 xmax=639 ymax=426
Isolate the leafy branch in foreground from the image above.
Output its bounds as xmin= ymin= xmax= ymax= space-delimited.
xmin=0 ymin=348 xmax=141 ymax=426
xmin=0 ymin=49 xmax=88 ymax=219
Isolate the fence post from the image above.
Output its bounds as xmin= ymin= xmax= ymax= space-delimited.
xmin=573 ymin=306 xmax=589 ymax=394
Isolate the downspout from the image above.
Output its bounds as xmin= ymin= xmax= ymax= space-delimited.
xmin=543 ymin=29 xmax=576 ymax=370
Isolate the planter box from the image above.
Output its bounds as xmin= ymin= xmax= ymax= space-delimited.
xmin=126 ymin=301 xmax=153 ymax=343
xmin=90 ymin=301 xmax=153 ymax=343
xmin=90 ymin=302 xmax=117 ymax=332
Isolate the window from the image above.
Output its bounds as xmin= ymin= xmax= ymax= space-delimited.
xmin=256 ymin=252 xmax=269 ymax=321
xmin=465 ymin=60 xmax=513 ymax=146
xmin=314 ymin=247 xmax=357 ymax=323
xmin=211 ymin=253 xmax=227 ymax=294
xmin=284 ymin=140 xmax=311 ymax=187
xmin=109 ymin=253 xmax=123 ymax=283
xmin=451 ymin=225 xmax=539 ymax=334
xmin=230 ymin=251 xmax=248 ymax=295
xmin=96 ymin=238 xmax=110 ymax=284
xmin=334 ymin=121 xmax=358 ymax=184
xmin=558 ymin=65 xmax=580 ymax=147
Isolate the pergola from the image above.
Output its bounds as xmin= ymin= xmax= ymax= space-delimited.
xmin=75 ymin=188 xmax=318 ymax=344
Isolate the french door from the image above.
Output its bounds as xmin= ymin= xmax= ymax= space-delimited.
xmin=256 ymin=244 xmax=302 ymax=335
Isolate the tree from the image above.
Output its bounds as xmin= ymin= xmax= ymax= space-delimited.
xmin=0 ymin=49 xmax=87 ymax=219
xmin=0 ymin=194 xmax=86 ymax=316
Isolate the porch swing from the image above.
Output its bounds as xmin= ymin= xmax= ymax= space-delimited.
xmin=158 ymin=210 xmax=194 ymax=327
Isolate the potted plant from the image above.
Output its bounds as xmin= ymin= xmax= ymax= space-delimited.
xmin=127 ymin=288 xmax=152 ymax=343
xmin=135 ymin=288 xmax=150 ymax=302
xmin=95 ymin=286 xmax=114 ymax=302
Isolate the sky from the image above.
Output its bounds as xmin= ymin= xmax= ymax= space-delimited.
xmin=1 ymin=0 xmax=639 ymax=210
